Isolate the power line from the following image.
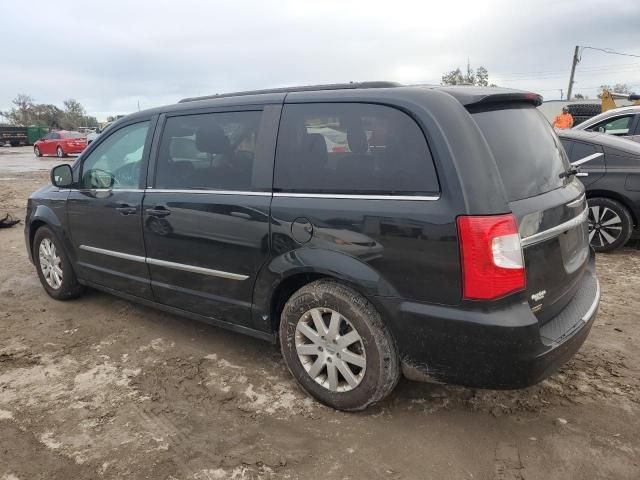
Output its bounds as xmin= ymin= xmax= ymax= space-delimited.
xmin=580 ymin=46 xmax=640 ymax=60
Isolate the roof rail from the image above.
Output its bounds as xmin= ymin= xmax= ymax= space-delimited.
xmin=178 ymin=81 xmax=402 ymax=103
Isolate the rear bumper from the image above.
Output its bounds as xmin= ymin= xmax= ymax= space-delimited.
xmin=381 ymin=252 xmax=599 ymax=389
xmin=64 ymin=144 xmax=86 ymax=154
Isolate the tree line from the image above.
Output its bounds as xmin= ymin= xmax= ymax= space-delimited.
xmin=0 ymin=94 xmax=98 ymax=129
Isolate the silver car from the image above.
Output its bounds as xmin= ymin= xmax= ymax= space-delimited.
xmin=573 ymin=106 xmax=640 ymax=143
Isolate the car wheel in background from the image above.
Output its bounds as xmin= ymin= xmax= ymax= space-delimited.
xmin=34 ymin=146 xmax=42 ymax=157
xmin=56 ymin=146 xmax=66 ymax=158
xmin=279 ymin=279 xmax=400 ymax=411
xmin=587 ymin=197 xmax=633 ymax=252
xmin=33 ymin=226 xmax=84 ymax=300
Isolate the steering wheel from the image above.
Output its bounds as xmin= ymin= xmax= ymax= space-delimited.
xmin=114 ymin=161 xmax=140 ymax=187
xmin=85 ymin=168 xmax=120 ymax=188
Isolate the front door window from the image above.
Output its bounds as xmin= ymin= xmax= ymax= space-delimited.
xmin=80 ymin=122 xmax=149 ymax=189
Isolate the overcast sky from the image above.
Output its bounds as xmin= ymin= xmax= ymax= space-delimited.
xmin=2 ymin=0 xmax=639 ymax=120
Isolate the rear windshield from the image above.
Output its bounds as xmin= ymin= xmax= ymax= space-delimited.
xmin=62 ymin=131 xmax=84 ymax=138
xmin=472 ymin=105 xmax=570 ymax=201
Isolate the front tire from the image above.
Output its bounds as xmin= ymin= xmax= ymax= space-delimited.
xmin=33 ymin=226 xmax=83 ymax=300
xmin=56 ymin=145 xmax=66 ymax=158
xmin=279 ymin=280 xmax=400 ymax=411
xmin=587 ymin=197 xmax=633 ymax=252
xmin=34 ymin=146 xmax=42 ymax=157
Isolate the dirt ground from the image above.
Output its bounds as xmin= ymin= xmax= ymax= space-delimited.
xmin=1 ymin=149 xmax=639 ymax=479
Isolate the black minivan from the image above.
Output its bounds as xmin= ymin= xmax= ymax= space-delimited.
xmin=26 ymin=82 xmax=600 ymax=411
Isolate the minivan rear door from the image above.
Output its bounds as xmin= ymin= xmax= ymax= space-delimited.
xmin=142 ymin=106 xmax=280 ymax=331
xmin=471 ymin=105 xmax=591 ymax=324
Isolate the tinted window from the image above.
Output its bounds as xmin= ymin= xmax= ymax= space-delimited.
xmin=560 ymin=139 xmax=573 ymax=154
xmin=50 ymin=132 xmax=60 ymax=140
xmin=568 ymin=141 xmax=598 ymax=162
xmin=588 ymin=115 xmax=633 ymax=135
xmin=80 ymin=121 xmax=149 ymax=189
xmin=274 ymin=103 xmax=439 ymax=195
xmin=62 ymin=131 xmax=84 ymax=139
xmin=155 ymin=111 xmax=262 ymax=191
xmin=472 ymin=106 xmax=571 ymax=201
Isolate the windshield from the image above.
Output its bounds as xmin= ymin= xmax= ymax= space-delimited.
xmin=472 ymin=105 xmax=571 ymax=201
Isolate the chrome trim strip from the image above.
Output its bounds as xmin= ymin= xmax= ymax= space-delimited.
xmin=566 ymin=193 xmax=586 ymax=207
xmin=148 ymin=189 xmax=271 ymax=196
xmin=145 ymin=257 xmax=249 ymax=280
xmin=79 ymin=245 xmax=146 ymax=263
xmin=571 ymin=152 xmax=604 ymax=167
xmin=79 ymin=245 xmax=248 ymax=281
xmin=273 ymin=192 xmax=440 ymax=201
xmin=521 ymin=207 xmax=589 ymax=247
xmin=582 ymin=280 xmax=600 ymax=322
xmin=74 ymin=189 xmax=145 ymax=193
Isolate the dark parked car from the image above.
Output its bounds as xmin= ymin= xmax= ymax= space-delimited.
xmin=558 ymin=129 xmax=640 ymax=252
xmin=25 ymin=82 xmax=599 ymax=411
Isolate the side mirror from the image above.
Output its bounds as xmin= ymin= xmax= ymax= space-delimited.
xmin=51 ymin=164 xmax=74 ymax=188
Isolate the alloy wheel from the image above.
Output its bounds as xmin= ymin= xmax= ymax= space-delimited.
xmin=39 ymin=238 xmax=63 ymax=289
xmin=588 ymin=205 xmax=623 ymax=248
xmin=295 ymin=307 xmax=366 ymax=392
xmin=57 ymin=146 xmax=64 ymax=158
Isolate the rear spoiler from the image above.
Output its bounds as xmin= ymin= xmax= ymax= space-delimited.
xmin=435 ymin=86 xmax=543 ymax=108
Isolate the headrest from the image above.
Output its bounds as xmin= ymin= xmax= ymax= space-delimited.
xmin=195 ymin=124 xmax=229 ymax=154
xmin=347 ymin=129 xmax=369 ymax=154
xmin=304 ymin=133 xmax=328 ymax=155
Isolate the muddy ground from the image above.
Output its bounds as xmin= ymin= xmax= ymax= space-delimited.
xmin=1 ymin=149 xmax=639 ymax=479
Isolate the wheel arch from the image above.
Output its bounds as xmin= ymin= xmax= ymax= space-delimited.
xmin=253 ymin=248 xmax=399 ymax=334
xmin=27 ymin=205 xmax=72 ymax=264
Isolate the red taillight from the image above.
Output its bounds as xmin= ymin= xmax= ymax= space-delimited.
xmin=457 ymin=214 xmax=525 ymax=300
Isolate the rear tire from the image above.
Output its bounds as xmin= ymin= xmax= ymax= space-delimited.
xmin=33 ymin=226 xmax=84 ymax=300
xmin=279 ymin=280 xmax=400 ymax=411
xmin=56 ymin=145 xmax=66 ymax=158
xmin=587 ymin=197 xmax=633 ymax=252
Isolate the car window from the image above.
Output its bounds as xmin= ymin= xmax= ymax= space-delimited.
xmin=80 ymin=121 xmax=150 ymax=189
xmin=274 ymin=103 xmax=439 ymax=195
xmin=50 ymin=132 xmax=60 ymax=140
xmin=560 ymin=139 xmax=573 ymax=155
xmin=42 ymin=133 xmax=52 ymax=140
xmin=472 ymin=105 xmax=570 ymax=201
xmin=154 ymin=111 xmax=262 ymax=191
xmin=568 ymin=141 xmax=597 ymax=162
xmin=62 ymin=131 xmax=84 ymax=139
xmin=588 ymin=115 xmax=633 ymax=135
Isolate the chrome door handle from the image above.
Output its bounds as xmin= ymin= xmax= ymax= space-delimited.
xmin=145 ymin=207 xmax=171 ymax=217
xmin=576 ymin=172 xmax=589 ymax=177
xmin=116 ymin=204 xmax=137 ymax=215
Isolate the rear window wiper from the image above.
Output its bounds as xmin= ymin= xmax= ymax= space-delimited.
xmin=560 ymin=152 xmax=604 ymax=179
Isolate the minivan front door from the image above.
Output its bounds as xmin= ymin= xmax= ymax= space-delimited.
xmin=142 ymin=108 xmax=278 ymax=329
xmin=67 ymin=120 xmax=154 ymax=298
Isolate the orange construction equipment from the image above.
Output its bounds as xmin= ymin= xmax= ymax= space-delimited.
xmin=600 ymin=90 xmax=640 ymax=113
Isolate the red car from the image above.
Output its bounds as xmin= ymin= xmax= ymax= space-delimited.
xmin=34 ymin=131 xmax=87 ymax=158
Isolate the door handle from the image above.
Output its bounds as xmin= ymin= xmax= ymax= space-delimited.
xmin=146 ymin=206 xmax=171 ymax=218
xmin=116 ymin=204 xmax=137 ymax=215
xmin=230 ymin=211 xmax=252 ymax=220
xmin=576 ymin=172 xmax=589 ymax=177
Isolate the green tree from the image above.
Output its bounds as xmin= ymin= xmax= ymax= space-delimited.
xmin=441 ymin=61 xmax=491 ymax=86
xmin=598 ymin=83 xmax=636 ymax=97
xmin=0 ymin=94 xmax=35 ymax=125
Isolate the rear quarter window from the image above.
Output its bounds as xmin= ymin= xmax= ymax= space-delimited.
xmin=274 ymin=103 xmax=439 ymax=196
xmin=472 ymin=105 xmax=571 ymax=201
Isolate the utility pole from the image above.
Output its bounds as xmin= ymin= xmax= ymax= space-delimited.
xmin=567 ymin=46 xmax=580 ymax=101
